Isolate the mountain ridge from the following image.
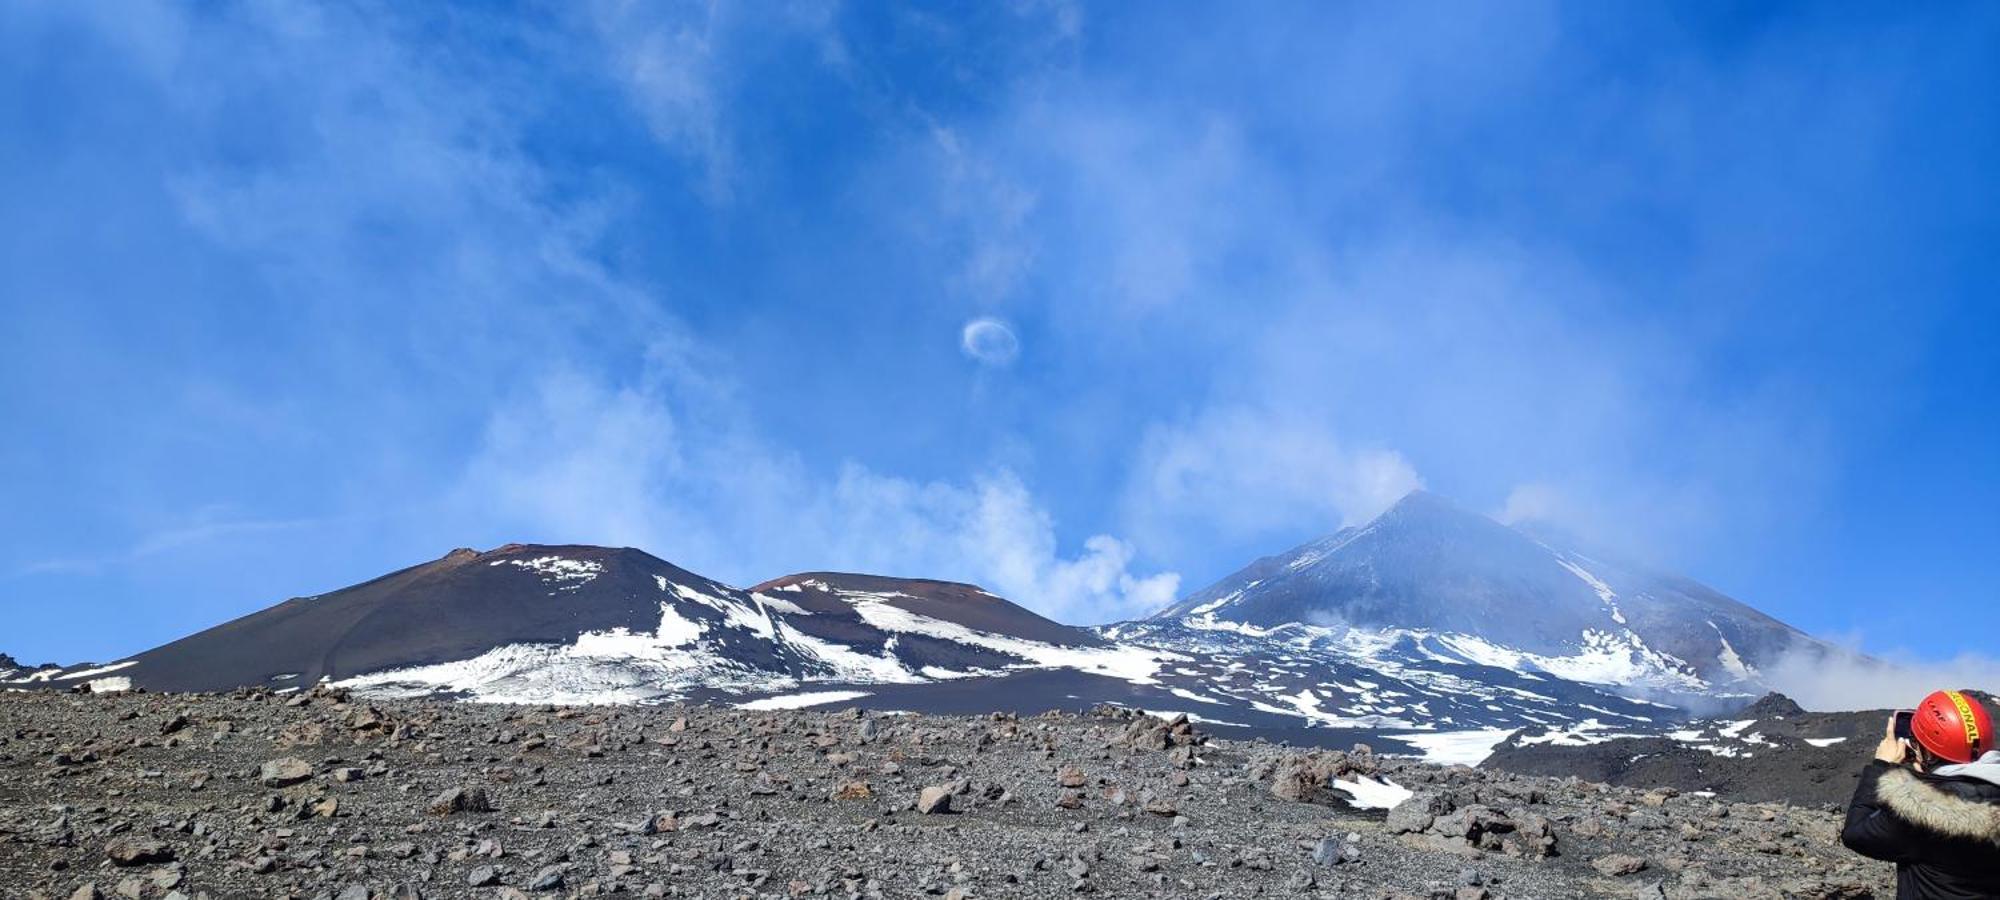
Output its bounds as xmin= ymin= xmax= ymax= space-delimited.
xmin=1151 ymin=490 xmax=1818 ymax=687
xmin=4 ymin=493 xmax=1845 ymax=763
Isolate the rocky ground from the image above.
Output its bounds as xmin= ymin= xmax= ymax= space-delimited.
xmin=1482 ymin=694 xmax=1884 ymax=808
xmin=1483 ymin=691 xmax=2000 ymax=809
xmin=0 ymin=688 xmax=1890 ymax=899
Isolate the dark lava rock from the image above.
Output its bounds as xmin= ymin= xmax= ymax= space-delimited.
xmin=916 ymin=785 xmax=954 ymax=814
xmin=1386 ymin=792 xmax=1454 ymax=834
xmin=428 ymin=786 xmax=494 ymax=815
xmin=105 ymin=837 xmax=174 ymax=867
xmin=259 ymin=756 xmax=314 ymax=788
xmin=529 ymin=865 xmax=567 ymax=891
xmin=1591 ymin=853 xmax=1648 ymax=876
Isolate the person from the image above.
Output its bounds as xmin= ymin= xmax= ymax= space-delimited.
xmin=1841 ymin=689 xmax=2000 ymax=899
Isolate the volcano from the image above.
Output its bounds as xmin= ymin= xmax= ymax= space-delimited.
xmin=1151 ymin=490 xmax=1815 ymax=687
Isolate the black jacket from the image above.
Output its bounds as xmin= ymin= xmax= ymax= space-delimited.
xmin=1842 ymin=759 xmax=2000 ymax=899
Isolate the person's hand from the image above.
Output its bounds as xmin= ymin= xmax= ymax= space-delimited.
xmin=1875 ymin=714 xmax=1909 ymax=764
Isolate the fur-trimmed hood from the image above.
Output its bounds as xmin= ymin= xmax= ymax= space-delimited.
xmin=1878 ymin=764 xmax=2000 ymax=843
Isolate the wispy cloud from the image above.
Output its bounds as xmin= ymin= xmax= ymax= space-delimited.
xmin=583 ymin=0 xmax=857 ymax=205
xmin=455 ymin=356 xmax=1176 ymax=623
xmin=1761 ymin=639 xmax=2000 ymax=712
xmin=1122 ymin=406 xmax=1421 ymax=561
xmin=959 ymin=317 xmax=1020 ymax=366
xmin=924 ymin=60 xmax=1840 ymax=570
xmin=19 ymin=511 xmax=322 ymax=577
xmin=587 ymin=1 xmax=739 ymax=203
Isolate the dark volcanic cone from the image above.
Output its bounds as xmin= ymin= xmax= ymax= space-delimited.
xmin=82 ymin=544 xmax=809 ymax=693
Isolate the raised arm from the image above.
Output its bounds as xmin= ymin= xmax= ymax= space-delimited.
xmin=1841 ymin=715 xmax=1919 ymax=863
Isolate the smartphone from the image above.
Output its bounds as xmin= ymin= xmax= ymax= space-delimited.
xmin=1894 ymin=709 xmax=1916 ymax=740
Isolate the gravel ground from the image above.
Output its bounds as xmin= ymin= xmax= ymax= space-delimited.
xmin=0 ymin=688 xmax=1891 ymax=899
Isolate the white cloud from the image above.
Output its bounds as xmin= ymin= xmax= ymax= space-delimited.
xmin=1760 ymin=641 xmax=2000 ymax=712
xmin=1122 ymin=406 xmax=1422 ymax=555
xmin=959 ymin=317 xmax=1021 ymax=366
xmin=818 ymin=467 xmax=1179 ymax=624
xmin=456 ymin=368 xmax=692 ymax=553
xmin=456 ymin=360 xmax=1174 ymax=626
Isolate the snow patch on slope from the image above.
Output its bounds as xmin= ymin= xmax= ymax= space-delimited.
xmin=333 ymin=640 xmax=786 ymax=705
xmin=1710 ymin=621 xmax=1759 ymax=681
xmin=1329 ymin=775 xmax=1415 ymax=810
xmin=54 ymin=660 xmax=138 ymax=681
xmin=665 ymin=580 xmax=778 ymax=638
xmin=736 ymin=690 xmax=871 ymax=711
xmin=839 ymin=590 xmax=1178 ymax=685
xmin=1512 ymin=718 xmax=1648 ymax=747
xmin=1556 ymin=557 xmax=1626 ymax=625
xmin=1397 ymin=728 xmax=1518 ymax=766
xmin=1185 ymin=591 xmax=1240 ymax=617
xmin=494 ymin=556 xmax=602 ymax=588
xmin=1428 ymin=629 xmax=1704 ymax=692
xmin=774 ymin=622 xmax=924 ymax=684
xmin=333 ymin=601 xmax=792 ymax=704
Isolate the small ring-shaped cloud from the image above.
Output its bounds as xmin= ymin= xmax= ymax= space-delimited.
xmin=960 ymin=317 xmax=1020 ymax=366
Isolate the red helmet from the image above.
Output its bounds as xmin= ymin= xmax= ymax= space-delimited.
xmin=1912 ymin=690 xmax=1995 ymax=764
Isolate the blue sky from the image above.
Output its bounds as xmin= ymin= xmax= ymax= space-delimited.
xmin=2 ymin=2 xmax=1995 ymax=669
